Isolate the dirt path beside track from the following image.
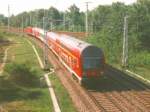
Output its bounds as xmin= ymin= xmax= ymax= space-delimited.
xmin=0 ymin=47 xmax=10 ymax=75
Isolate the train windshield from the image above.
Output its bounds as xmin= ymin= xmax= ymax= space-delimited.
xmin=81 ymin=45 xmax=103 ymax=70
xmin=83 ymin=57 xmax=101 ymax=70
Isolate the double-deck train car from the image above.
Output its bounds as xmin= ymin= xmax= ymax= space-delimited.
xmin=25 ymin=27 xmax=105 ymax=83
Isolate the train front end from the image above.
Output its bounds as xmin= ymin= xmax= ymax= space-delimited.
xmin=81 ymin=45 xmax=105 ymax=81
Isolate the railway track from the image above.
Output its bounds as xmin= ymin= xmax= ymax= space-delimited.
xmin=86 ymin=67 xmax=150 ymax=112
xmin=107 ymin=67 xmax=150 ymax=110
xmin=30 ymin=36 xmax=150 ymax=112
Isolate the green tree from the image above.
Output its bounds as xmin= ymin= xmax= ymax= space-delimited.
xmin=0 ymin=14 xmax=7 ymax=26
xmin=67 ymin=4 xmax=83 ymax=25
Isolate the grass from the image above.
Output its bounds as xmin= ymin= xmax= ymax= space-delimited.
xmin=129 ymin=67 xmax=150 ymax=80
xmin=0 ymin=45 xmax=5 ymax=63
xmin=0 ymin=31 xmax=10 ymax=63
xmin=0 ymin=32 xmax=53 ymax=112
xmin=27 ymin=37 xmax=52 ymax=68
xmin=49 ymin=74 xmax=77 ymax=112
xmin=0 ymin=31 xmax=77 ymax=112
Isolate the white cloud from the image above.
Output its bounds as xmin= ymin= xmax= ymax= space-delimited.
xmin=0 ymin=0 xmax=136 ymax=16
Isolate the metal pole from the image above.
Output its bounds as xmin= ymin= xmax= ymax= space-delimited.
xmin=43 ymin=17 xmax=48 ymax=70
xmin=85 ymin=2 xmax=88 ymax=36
xmin=44 ymin=9 xmax=45 ymax=17
xmin=22 ymin=16 xmax=24 ymax=33
xmin=85 ymin=2 xmax=91 ymax=36
xmin=122 ymin=16 xmax=128 ymax=68
xmin=25 ymin=18 xmax=28 ymax=27
xmin=30 ymin=13 xmax=32 ymax=26
xmin=50 ymin=21 xmax=53 ymax=31
xmin=36 ymin=9 xmax=38 ymax=27
xmin=43 ymin=17 xmax=45 ymax=68
xmin=125 ymin=16 xmax=128 ymax=67
xmin=63 ymin=13 xmax=66 ymax=31
xmin=8 ymin=5 xmax=10 ymax=31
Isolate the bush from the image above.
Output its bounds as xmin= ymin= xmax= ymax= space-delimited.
xmin=0 ymin=32 xmax=10 ymax=45
xmin=0 ymin=33 xmax=5 ymax=41
xmin=5 ymin=62 xmax=40 ymax=87
xmin=128 ymin=51 xmax=150 ymax=68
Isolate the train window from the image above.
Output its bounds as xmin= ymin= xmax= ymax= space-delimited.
xmin=83 ymin=57 xmax=101 ymax=70
xmin=69 ymin=57 xmax=72 ymax=66
xmin=71 ymin=59 xmax=73 ymax=67
xmin=76 ymin=59 xmax=79 ymax=68
xmin=61 ymin=52 xmax=68 ymax=63
xmin=74 ymin=59 xmax=78 ymax=68
xmin=73 ymin=59 xmax=77 ymax=65
xmin=71 ymin=58 xmax=77 ymax=68
xmin=66 ymin=56 xmax=68 ymax=62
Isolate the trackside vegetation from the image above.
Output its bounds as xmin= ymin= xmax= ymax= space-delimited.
xmin=0 ymin=31 xmax=77 ymax=112
xmin=0 ymin=31 xmax=11 ymax=62
xmin=0 ymin=31 xmax=53 ymax=112
xmin=49 ymin=74 xmax=77 ymax=112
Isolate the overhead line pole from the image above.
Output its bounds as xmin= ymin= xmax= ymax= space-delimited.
xmin=43 ymin=9 xmax=48 ymax=70
xmin=35 ymin=9 xmax=38 ymax=27
xmin=85 ymin=2 xmax=91 ymax=36
xmin=122 ymin=16 xmax=128 ymax=68
xmin=43 ymin=17 xmax=48 ymax=70
xmin=30 ymin=13 xmax=32 ymax=26
xmin=63 ymin=13 xmax=66 ymax=31
xmin=22 ymin=16 xmax=24 ymax=33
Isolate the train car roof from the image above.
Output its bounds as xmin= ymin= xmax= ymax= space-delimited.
xmin=47 ymin=32 xmax=92 ymax=52
xmin=33 ymin=27 xmax=89 ymax=51
xmin=32 ymin=27 xmax=102 ymax=55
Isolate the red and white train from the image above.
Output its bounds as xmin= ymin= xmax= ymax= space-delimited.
xmin=25 ymin=27 xmax=105 ymax=83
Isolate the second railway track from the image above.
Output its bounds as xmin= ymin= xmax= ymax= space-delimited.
xmin=30 ymin=36 xmax=150 ymax=112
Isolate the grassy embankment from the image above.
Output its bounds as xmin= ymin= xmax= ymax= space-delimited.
xmin=0 ymin=31 xmax=53 ymax=112
xmin=0 ymin=30 xmax=77 ymax=112
xmin=0 ymin=31 xmax=10 ymax=64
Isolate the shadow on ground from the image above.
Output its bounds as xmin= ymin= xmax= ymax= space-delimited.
xmin=0 ymin=76 xmax=43 ymax=103
xmin=84 ymin=66 xmax=150 ymax=92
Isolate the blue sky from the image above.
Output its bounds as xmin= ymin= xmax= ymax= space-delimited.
xmin=0 ymin=0 xmax=136 ymax=16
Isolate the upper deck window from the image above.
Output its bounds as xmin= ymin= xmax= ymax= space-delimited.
xmin=83 ymin=57 xmax=101 ymax=70
xmin=81 ymin=46 xmax=103 ymax=70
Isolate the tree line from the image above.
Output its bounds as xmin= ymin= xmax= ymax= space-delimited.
xmin=1 ymin=4 xmax=85 ymax=32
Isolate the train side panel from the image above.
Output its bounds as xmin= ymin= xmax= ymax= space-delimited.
xmin=46 ymin=33 xmax=82 ymax=80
